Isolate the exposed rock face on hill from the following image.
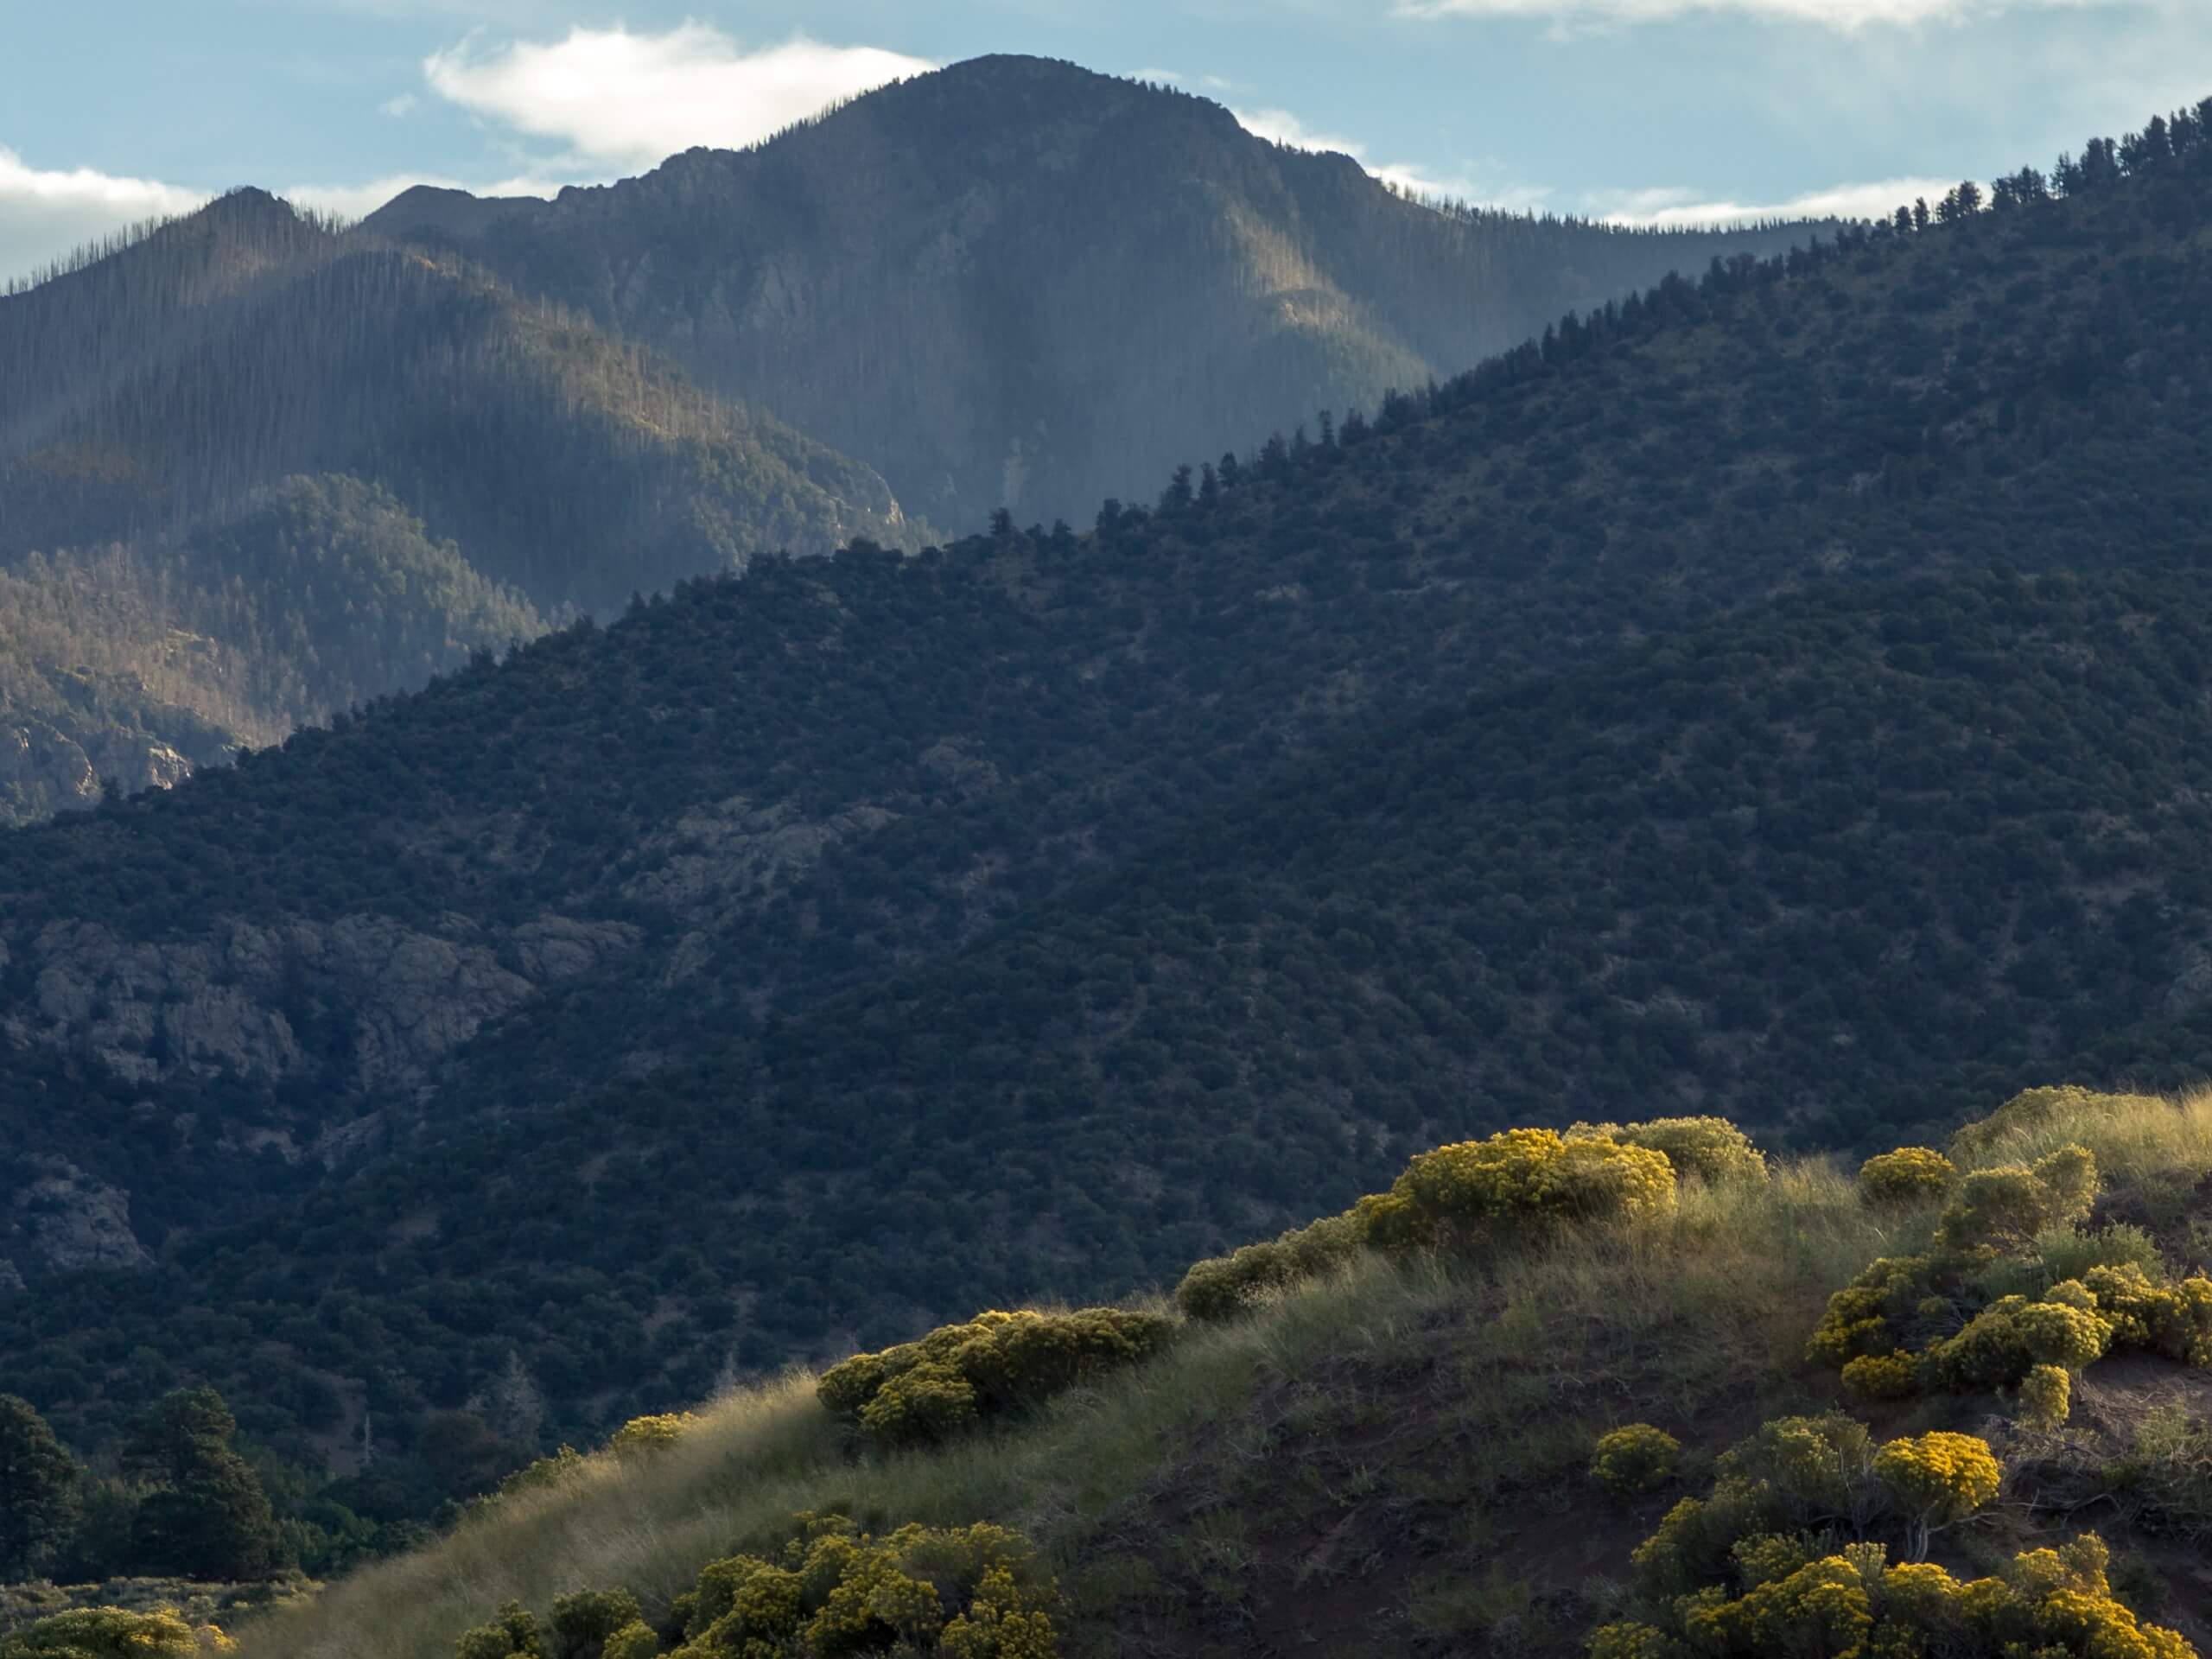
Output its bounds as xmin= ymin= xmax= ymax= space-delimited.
xmin=0 ymin=711 xmax=207 ymax=823
xmin=10 ymin=913 xmax=639 ymax=1093
xmin=8 ymin=1160 xmax=151 ymax=1273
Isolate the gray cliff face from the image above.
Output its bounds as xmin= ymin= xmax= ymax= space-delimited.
xmin=10 ymin=912 xmax=640 ymax=1093
xmin=1 ymin=710 xmax=217 ymax=827
xmin=7 ymin=1161 xmax=153 ymax=1273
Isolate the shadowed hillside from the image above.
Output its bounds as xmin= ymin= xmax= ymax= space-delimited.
xmin=2 ymin=93 xmax=2209 ymax=1554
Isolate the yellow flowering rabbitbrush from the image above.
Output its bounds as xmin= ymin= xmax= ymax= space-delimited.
xmin=2018 ymin=1362 xmax=2071 ymax=1430
xmin=1872 ymin=1430 xmax=2001 ymax=1557
xmin=1854 ymin=1146 xmax=1955 ymax=1207
xmin=607 ymin=1414 xmax=698 ymax=1458
xmin=1589 ymin=1533 xmax=2194 ymax=1659
xmin=1380 ymin=1127 xmax=1676 ymax=1245
xmin=1590 ymin=1424 xmax=1681 ymax=1496
xmin=1575 ymin=1116 xmax=1768 ymax=1185
xmin=1172 ymin=1210 xmax=1364 ymax=1319
xmin=0 ymin=1607 xmax=217 ymax=1659
xmin=817 ymin=1308 xmax=1173 ymax=1447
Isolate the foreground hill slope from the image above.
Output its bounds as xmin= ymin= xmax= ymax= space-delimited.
xmin=219 ymin=1086 xmax=2212 ymax=1659
xmin=4 ymin=108 xmax=2210 ymax=1462
xmin=0 ymin=191 xmax=915 ymax=823
xmin=365 ymin=54 xmax=1822 ymax=528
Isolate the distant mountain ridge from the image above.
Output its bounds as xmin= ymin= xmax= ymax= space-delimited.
xmin=0 ymin=188 xmax=918 ymax=823
xmin=0 ymin=60 xmax=1814 ymax=827
xmin=365 ymin=54 xmax=1827 ymax=528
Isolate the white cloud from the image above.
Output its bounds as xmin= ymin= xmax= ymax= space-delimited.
xmin=379 ymin=92 xmax=420 ymax=118
xmin=422 ymin=23 xmax=936 ymax=173
xmin=1396 ymin=0 xmax=2126 ymax=27
xmin=0 ymin=147 xmax=207 ymax=287
xmin=1584 ymin=174 xmax=1959 ymax=226
xmin=1231 ymin=105 xmax=1529 ymax=207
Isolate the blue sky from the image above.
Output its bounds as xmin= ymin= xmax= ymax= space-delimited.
xmin=4 ymin=1 xmax=2208 ymax=282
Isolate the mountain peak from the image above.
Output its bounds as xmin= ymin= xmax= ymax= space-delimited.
xmin=195 ymin=185 xmax=305 ymax=231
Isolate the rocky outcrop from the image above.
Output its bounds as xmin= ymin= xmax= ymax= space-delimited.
xmin=8 ymin=1160 xmax=152 ymax=1272
xmin=0 ymin=718 xmax=101 ymax=817
xmin=16 ymin=912 xmax=640 ymax=1093
xmin=0 ymin=712 xmax=217 ymax=827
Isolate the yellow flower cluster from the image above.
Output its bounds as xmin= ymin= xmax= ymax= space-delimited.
xmin=1590 ymin=1534 xmax=2195 ymax=1659
xmin=2079 ymin=1262 xmax=2212 ymax=1367
xmin=607 ymin=1412 xmax=700 ymax=1457
xmin=1870 ymin=1431 xmax=2002 ymax=1532
xmin=1923 ymin=1287 xmax=2113 ymax=1390
xmin=1573 ymin=1116 xmax=1769 ymax=1185
xmin=1813 ymin=1239 xmax=2212 ymax=1403
xmin=1171 ymin=1209 xmax=1366 ymax=1319
xmin=0 ymin=1607 xmax=213 ymax=1659
xmin=1591 ymin=1423 xmax=1683 ymax=1496
xmin=2018 ymin=1362 xmax=2071 ymax=1430
xmin=1369 ymin=1127 xmax=1678 ymax=1248
xmin=1807 ymin=1254 xmax=1940 ymax=1369
xmin=1854 ymin=1146 xmax=1955 ymax=1207
xmin=817 ymin=1307 xmax=1174 ymax=1447
xmin=1178 ymin=1116 xmax=1758 ymax=1319
xmin=1839 ymin=1349 xmax=1919 ymax=1403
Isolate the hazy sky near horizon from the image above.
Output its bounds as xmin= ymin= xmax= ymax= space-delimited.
xmin=4 ymin=1 xmax=2208 ymax=282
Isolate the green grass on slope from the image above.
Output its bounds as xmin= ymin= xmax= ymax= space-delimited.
xmin=212 ymin=1170 xmax=1927 ymax=1654
xmin=232 ymin=1087 xmax=2212 ymax=1659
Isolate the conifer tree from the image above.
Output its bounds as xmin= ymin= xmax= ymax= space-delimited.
xmin=0 ymin=1394 xmax=79 ymax=1578
xmin=122 ymin=1387 xmax=282 ymax=1580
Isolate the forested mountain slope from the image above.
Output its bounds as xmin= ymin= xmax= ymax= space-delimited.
xmin=0 ymin=188 xmax=912 ymax=601
xmin=5 ymin=104 xmax=2210 ymax=1478
xmin=0 ymin=59 xmax=1805 ymax=831
xmin=0 ymin=477 xmax=543 ymax=823
xmin=0 ymin=191 xmax=916 ymax=824
xmin=365 ymin=54 xmax=1823 ymax=529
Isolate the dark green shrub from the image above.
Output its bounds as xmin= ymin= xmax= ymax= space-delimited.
xmin=550 ymin=1587 xmax=644 ymax=1659
xmin=668 ymin=1513 xmax=1058 ymax=1656
xmin=1936 ymin=1145 xmax=2099 ymax=1252
xmin=456 ymin=1601 xmax=549 ymax=1659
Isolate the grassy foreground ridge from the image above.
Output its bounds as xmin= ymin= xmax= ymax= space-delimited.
xmin=206 ymin=1085 xmax=2212 ymax=1659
